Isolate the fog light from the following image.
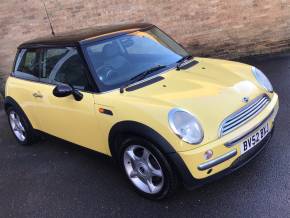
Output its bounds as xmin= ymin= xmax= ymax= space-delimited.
xmin=204 ymin=150 xmax=213 ymax=160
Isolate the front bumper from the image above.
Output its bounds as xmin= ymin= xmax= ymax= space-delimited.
xmin=189 ymin=127 xmax=273 ymax=189
xmin=167 ymin=93 xmax=279 ymax=189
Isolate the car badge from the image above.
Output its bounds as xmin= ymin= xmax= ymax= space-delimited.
xmin=242 ymin=97 xmax=249 ymax=103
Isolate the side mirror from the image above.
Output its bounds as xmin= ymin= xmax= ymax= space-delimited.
xmin=53 ymin=84 xmax=72 ymax=97
xmin=53 ymin=84 xmax=83 ymax=101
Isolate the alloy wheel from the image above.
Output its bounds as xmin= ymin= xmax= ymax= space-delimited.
xmin=123 ymin=144 xmax=164 ymax=194
xmin=9 ymin=111 xmax=26 ymax=142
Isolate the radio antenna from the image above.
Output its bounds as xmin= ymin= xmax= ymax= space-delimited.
xmin=41 ymin=0 xmax=55 ymax=36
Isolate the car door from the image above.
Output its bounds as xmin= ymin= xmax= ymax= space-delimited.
xmin=32 ymin=47 xmax=100 ymax=151
xmin=10 ymin=48 xmax=43 ymax=129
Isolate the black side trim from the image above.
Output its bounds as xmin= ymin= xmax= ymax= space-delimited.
xmin=125 ymin=76 xmax=164 ymax=92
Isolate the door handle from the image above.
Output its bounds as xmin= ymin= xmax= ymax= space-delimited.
xmin=32 ymin=92 xmax=43 ymax=98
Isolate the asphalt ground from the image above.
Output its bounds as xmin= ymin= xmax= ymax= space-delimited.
xmin=0 ymin=54 xmax=289 ymax=217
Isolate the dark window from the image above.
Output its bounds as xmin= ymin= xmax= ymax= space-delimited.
xmin=14 ymin=49 xmax=41 ymax=81
xmin=41 ymin=48 xmax=69 ymax=81
xmin=43 ymin=47 xmax=90 ymax=91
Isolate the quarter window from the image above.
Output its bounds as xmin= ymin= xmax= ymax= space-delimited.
xmin=14 ymin=49 xmax=40 ymax=81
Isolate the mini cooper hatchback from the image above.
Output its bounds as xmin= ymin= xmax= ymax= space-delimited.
xmin=5 ymin=23 xmax=279 ymax=200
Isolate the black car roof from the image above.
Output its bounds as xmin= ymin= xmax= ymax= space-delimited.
xmin=18 ymin=23 xmax=153 ymax=49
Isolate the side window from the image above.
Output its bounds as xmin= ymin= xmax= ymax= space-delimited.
xmin=14 ymin=49 xmax=40 ymax=81
xmin=41 ymin=48 xmax=69 ymax=82
xmin=43 ymin=47 xmax=91 ymax=91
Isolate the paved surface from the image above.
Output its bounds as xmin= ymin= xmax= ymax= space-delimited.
xmin=0 ymin=55 xmax=290 ymax=218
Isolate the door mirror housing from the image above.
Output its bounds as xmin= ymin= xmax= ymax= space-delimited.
xmin=53 ymin=84 xmax=72 ymax=98
xmin=53 ymin=84 xmax=83 ymax=101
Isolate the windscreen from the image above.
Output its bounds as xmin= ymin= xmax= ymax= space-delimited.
xmin=84 ymin=27 xmax=189 ymax=91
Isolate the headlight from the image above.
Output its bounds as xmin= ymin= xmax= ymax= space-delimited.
xmin=252 ymin=67 xmax=273 ymax=92
xmin=168 ymin=108 xmax=203 ymax=144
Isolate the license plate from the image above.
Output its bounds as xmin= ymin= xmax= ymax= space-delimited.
xmin=240 ymin=122 xmax=270 ymax=155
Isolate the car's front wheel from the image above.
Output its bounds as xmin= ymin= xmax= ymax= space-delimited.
xmin=119 ymin=136 xmax=178 ymax=200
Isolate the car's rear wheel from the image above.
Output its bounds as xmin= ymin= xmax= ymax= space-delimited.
xmin=119 ymin=136 xmax=178 ymax=200
xmin=7 ymin=107 xmax=36 ymax=145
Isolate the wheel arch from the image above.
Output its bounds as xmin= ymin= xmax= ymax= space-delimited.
xmin=4 ymin=96 xmax=33 ymax=128
xmin=108 ymin=120 xmax=196 ymax=187
xmin=4 ymin=96 xmax=20 ymax=112
xmin=108 ymin=120 xmax=176 ymax=160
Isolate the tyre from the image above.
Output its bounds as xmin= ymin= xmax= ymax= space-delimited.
xmin=118 ymin=136 xmax=179 ymax=200
xmin=7 ymin=106 xmax=37 ymax=145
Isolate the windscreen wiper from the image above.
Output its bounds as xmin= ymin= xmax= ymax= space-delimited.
xmin=176 ymin=55 xmax=193 ymax=70
xmin=120 ymin=65 xmax=166 ymax=93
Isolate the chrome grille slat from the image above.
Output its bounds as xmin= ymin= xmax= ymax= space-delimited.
xmin=220 ymin=94 xmax=270 ymax=136
xmin=223 ymin=98 xmax=268 ymax=128
xmin=222 ymin=101 xmax=268 ymax=132
xmin=225 ymin=97 xmax=266 ymax=124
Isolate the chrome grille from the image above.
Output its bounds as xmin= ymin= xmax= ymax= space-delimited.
xmin=220 ymin=94 xmax=270 ymax=136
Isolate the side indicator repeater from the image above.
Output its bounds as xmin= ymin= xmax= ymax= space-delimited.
xmin=99 ymin=108 xmax=113 ymax=116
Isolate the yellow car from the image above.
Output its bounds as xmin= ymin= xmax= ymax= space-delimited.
xmin=4 ymin=23 xmax=279 ymax=200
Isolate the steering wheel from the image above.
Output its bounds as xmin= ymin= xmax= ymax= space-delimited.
xmin=97 ymin=65 xmax=118 ymax=82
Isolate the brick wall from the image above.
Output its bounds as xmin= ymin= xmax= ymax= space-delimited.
xmin=1 ymin=0 xmax=290 ymax=77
